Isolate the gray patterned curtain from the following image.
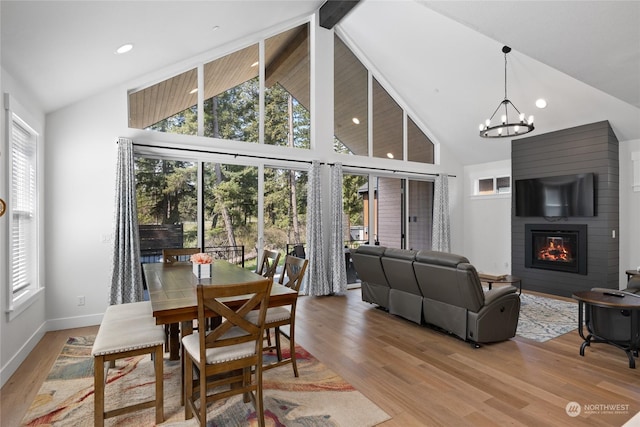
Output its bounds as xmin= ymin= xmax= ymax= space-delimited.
xmin=301 ymin=161 xmax=331 ymax=296
xmin=329 ymin=163 xmax=347 ymax=293
xmin=431 ymin=174 xmax=451 ymax=252
xmin=110 ymin=138 xmax=144 ymax=304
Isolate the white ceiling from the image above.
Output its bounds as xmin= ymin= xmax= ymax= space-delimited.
xmin=2 ymin=0 xmax=639 ymax=165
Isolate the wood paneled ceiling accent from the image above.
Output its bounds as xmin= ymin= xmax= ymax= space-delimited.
xmin=128 ymin=24 xmax=309 ymax=130
xmin=408 ymin=117 xmax=434 ymax=164
xmin=128 ymin=68 xmax=198 ymax=129
xmin=265 ymin=25 xmax=310 ymax=110
xmin=334 ymin=36 xmax=368 ymax=156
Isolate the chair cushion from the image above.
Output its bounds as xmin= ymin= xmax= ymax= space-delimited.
xmin=182 ymin=327 xmax=256 ymax=364
xmin=246 ymin=306 xmax=292 ymax=324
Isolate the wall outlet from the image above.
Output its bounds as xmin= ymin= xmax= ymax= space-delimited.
xmin=77 ymin=296 xmax=85 ymax=306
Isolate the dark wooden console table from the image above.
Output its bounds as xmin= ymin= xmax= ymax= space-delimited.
xmin=572 ymin=290 xmax=640 ymax=368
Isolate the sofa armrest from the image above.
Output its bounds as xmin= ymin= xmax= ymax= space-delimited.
xmin=484 ymin=285 xmax=518 ymax=305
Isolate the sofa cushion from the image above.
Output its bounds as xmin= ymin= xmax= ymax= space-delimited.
xmin=384 ymin=248 xmax=417 ymax=260
xmin=415 ymin=250 xmax=469 ymax=267
xmin=355 ymin=245 xmax=387 ymax=256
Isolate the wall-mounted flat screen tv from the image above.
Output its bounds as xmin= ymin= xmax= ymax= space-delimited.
xmin=515 ymin=173 xmax=595 ymax=217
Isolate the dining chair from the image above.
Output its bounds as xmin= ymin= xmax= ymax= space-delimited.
xmin=256 ymin=249 xmax=281 ymax=282
xmin=182 ymin=279 xmax=273 ymax=427
xmin=162 ymin=247 xmax=201 ymax=264
xmin=249 ymin=255 xmax=308 ymax=377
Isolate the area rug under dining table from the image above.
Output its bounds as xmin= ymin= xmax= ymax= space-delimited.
xmin=21 ymin=336 xmax=390 ymax=427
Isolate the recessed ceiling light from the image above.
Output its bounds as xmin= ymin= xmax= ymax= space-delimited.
xmin=535 ymin=98 xmax=547 ymax=109
xmin=189 ymin=88 xmax=198 ymax=94
xmin=352 ymin=117 xmax=360 ymax=125
xmin=212 ymin=25 xmax=220 ymax=31
xmin=387 ymin=153 xmax=394 ymax=159
xmin=115 ymin=43 xmax=133 ymax=55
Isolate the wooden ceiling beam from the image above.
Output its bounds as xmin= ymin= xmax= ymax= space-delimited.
xmin=319 ymin=0 xmax=360 ymax=29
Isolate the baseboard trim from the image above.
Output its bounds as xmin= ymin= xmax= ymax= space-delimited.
xmin=0 ymin=322 xmax=47 ymax=388
xmin=46 ymin=313 xmax=103 ymax=331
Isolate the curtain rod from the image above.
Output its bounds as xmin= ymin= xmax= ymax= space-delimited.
xmin=127 ymin=141 xmax=456 ymax=178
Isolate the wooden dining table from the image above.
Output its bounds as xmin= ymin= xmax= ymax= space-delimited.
xmin=143 ymin=260 xmax=297 ymax=360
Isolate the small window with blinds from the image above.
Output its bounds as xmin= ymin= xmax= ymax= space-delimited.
xmin=9 ymin=116 xmax=39 ymax=303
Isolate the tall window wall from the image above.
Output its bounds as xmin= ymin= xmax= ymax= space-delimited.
xmin=128 ymin=23 xmax=310 ymax=149
xmin=333 ymin=35 xmax=435 ymax=164
xmin=129 ymin=22 xmax=439 ymax=256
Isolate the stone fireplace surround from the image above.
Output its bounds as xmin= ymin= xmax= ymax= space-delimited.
xmin=511 ymin=121 xmax=619 ymax=297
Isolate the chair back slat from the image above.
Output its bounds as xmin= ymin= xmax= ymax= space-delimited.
xmin=196 ymin=280 xmax=272 ymax=356
xmin=257 ymin=249 xmax=281 ymax=280
xmin=279 ymin=255 xmax=308 ymax=292
xmin=162 ymin=247 xmax=201 ymax=264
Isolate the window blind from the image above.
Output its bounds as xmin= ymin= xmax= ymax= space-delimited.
xmin=11 ymin=120 xmax=36 ymax=295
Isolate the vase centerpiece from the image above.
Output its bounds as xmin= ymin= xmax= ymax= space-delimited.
xmin=191 ymin=253 xmax=213 ymax=279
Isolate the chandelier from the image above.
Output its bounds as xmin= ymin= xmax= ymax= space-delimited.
xmin=479 ymin=46 xmax=534 ymax=138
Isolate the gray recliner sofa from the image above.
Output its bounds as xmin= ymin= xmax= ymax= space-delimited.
xmin=352 ymin=246 xmax=521 ymax=345
xmin=351 ymin=245 xmax=390 ymax=308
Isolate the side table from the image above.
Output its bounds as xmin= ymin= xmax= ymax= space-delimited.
xmin=478 ymin=274 xmax=522 ymax=295
xmin=626 ymin=269 xmax=640 ymax=281
xmin=572 ymin=290 xmax=640 ymax=368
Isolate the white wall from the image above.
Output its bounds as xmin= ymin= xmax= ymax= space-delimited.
xmin=0 ymin=67 xmax=47 ymax=386
xmin=463 ymin=160 xmax=512 ymax=275
xmin=619 ymin=138 xmax=640 ymax=288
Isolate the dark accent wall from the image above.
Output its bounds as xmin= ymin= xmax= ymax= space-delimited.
xmin=511 ymin=121 xmax=619 ymax=297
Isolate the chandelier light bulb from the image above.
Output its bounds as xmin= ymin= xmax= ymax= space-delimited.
xmin=528 ymin=115 xmax=534 ymax=124
xmin=501 ymin=115 xmax=507 ymax=124
xmin=479 ymin=123 xmax=485 ymax=131
xmin=485 ymin=119 xmax=491 ymax=127
xmin=519 ymin=113 xmax=525 ymax=122
xmin=514 ymin=125 xmax=520 ymax=133
xmin=498 ymin=127 xmax=503 ymax=135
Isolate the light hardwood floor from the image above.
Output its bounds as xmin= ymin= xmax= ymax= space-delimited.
xmin=2 ymin=289 xmax=639 ymax=426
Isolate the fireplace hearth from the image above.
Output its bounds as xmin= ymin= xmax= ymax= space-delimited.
xmin=525 ymin=224 xmax=587 ymax=275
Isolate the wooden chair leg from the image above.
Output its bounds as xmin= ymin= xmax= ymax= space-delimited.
xmin=275 ymin=327 xmax=283 ymax=361
xmin=94 ymin=356 xmax=105 ymax=427
xmin=289 ymin=322 xmax=299 ymax=377
xmin=154 ymin=345 xmax=164 ymax=424
xmin=256 ymin=365 xmax=265 ymax=427
xmin=199 ymin=364 xmax=207 ymax=425
xmin=184 ymin=355 xmax=193 ymax=420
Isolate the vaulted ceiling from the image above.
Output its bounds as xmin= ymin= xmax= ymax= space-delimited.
xmin=2 ymin=0 xmax=639 ymax=166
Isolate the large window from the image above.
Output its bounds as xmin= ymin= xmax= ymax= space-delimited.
xmin=7 ymin=110 xmax=40 ymax=312
xmin=128 ymin=23 xmax=310 ymax=150
xmin=135 ymin=156 xmax=308 ymax=271
xmin=136 ymin=158 xmax=198 ymax=262
xmin=333 ymin=34 xmax=435 ymax=164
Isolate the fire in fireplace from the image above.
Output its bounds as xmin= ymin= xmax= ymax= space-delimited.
xmin=525 ymin=224 xmax=587 ymax=275
xmin=537 ymin=237 xmax=572 ymax=262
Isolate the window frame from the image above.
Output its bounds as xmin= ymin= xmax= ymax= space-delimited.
xmin=473 ymin=175 xmax=511 ymax=197
xmin=4 ymin=93 xmax=44 ymax=320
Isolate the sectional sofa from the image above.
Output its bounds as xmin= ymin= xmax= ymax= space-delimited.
xmin=351 ymin=245 xmax=521 ymax=345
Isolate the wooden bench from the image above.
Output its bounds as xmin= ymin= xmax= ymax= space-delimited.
xmin=91 ymin=301 xmax=165 ymax=427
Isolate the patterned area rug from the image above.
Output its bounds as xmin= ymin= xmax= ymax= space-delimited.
xmin=516 ymin=292 xmax=579 ymax=342
xmin=21 ymin=336 xmax=390 ymax=426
